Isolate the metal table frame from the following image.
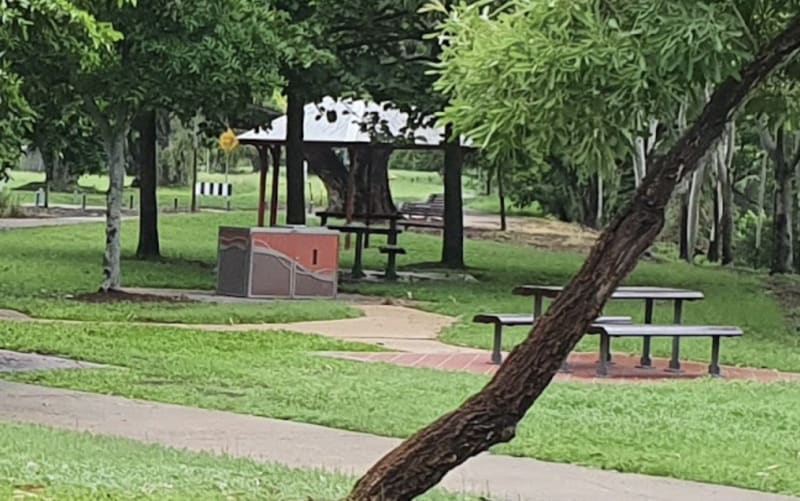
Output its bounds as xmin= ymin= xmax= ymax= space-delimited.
xmin=512 ymin=286 xmax=705 ymax=372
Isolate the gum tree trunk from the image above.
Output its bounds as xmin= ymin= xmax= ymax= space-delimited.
xmin=347 ymin=17 xmax=800 ymax=501
xmin=763 ymin=124 xmax=794 ymax=274
xmin=719 ymin=123 xmax=736 ymax=265
xmin=101 ymin=128 xmax=127 ymax=291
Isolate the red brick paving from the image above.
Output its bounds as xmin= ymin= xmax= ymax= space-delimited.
xmin=327 ymin=351 xmax=800 ymax=383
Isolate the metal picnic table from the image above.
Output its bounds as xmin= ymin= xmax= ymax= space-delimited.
xmin=328 ymin=223 xmax=403 ymax=279
xmin=512 ymin=285 xmax=705 ymax=371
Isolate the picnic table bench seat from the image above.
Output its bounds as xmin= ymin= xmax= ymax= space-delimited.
xmin=400 ymin=193 xmax=444 ymax=221
xmin=587 ymin=324 xmax=743 ymax=377
xmin=473 ymin=313 xmax=633 ymax=365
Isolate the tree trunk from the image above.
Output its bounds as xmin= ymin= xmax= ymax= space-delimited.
xmin=305 ymin=146 xmax=349 ymax=211
xmin=305 ymin=146 xmax=397 ymax=215
xmin=136 ymin=110 xmax=160 ymax=259
xmin=101 ymin=128 xmax=127 ymax=291
xmin=45 ymin=150 xmax=76 ymax=192
xmin=719 ymin=123 xmax=736 ymax=265
xmin=707 ymin=185 xmax=721 ymax=262
xmin=347 ymin=17 xmax=800 ymax=501
xmin=497 ymin=164 xmax=507 ymax=232
xmin=285 ymin=85 xmax=306 ymax=225
xmin=771 ymin=126 xmax=793 ymax=274
xmin=441 ymin=124 xmax=465 ymax=268
xmin=679 ymin=195 xmax=690 ymax=261
xmin=755 ymin=153 xmax=768 ymax=250
xmin=685 ymin=160 xmax=707 ymax=262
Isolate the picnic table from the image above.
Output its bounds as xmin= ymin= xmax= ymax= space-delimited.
xmin=328 ymin=223 xmax=403 ymax=279
xmin=512 ymin=285 xmax=705 ymax=371
xmin=317 ymin=211 xmax=403 ymax=248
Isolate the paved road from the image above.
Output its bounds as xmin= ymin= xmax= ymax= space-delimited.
xmin=1 ymin=381 xmax=795 ymax=501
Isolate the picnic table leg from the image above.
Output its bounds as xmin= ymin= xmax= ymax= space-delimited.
xmin=708 ymin=336 xmax=722 ymax=377
xmin=385 ymin=251 xmax=398 ymax=281
xmin=351 ymin=232 xmax=366 ymax=279
xmin=637 ymin=299 xmax=654 ymax=369
xmin=667 ymin=300 xmax=684 ymax=372
xmin=491 ymin=324 xmax=503 ymax=365
xmin=596 ymin=333 xmax=610 ymax=377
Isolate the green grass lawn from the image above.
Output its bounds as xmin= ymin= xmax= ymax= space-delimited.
xmin=0 ymin=211 xmax=358 ymax=324
xmin=4 ymin=168 xmax=453 ymax=211
xmin=0 ymin=421 xmax=471 ymax=500
xmin=1 ymin=322 xmax=799 ymax=496
xmin=4 ymin=168 xmax=535 ymax=215
xmin=2 ymin=210 xmax=798 ymax=369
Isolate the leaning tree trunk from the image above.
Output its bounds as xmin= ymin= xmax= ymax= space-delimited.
xmin=347 ymin=16 xmax=800 ymax=501
xmin=101 ymin=128 xmax=127 ymax=291
xmin=285 ymin=84 xmax=306 ymax=225
xmin=136 ymin=110 xmax=160 ymax=259
xmin=441 ymin=124 xmax=465 ymax=268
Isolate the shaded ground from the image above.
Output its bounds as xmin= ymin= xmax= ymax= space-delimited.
xmin=74 ymin=289 xmax=194 ymax=304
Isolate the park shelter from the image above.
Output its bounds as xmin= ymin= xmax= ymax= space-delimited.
xmin=237 ymin=96 xmax=469 ymax=226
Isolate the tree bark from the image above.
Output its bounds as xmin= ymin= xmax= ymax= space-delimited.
xmin=685 ymin=160 xmax=707 ymax=262
xmin=305 ymin=146 xmax=397 ymax=215
xmin=347 ymin=16 xmax=800 ymax=501
xmin=755 ymin=153 xmax=768 ymax=250
xmin=305 ymin=146 xmax=349 ymax=211
xmin=769 ymin=125 xmax=794 ymax=274
xmin=719 ymin=123 xmax=736 ymax=265
xmin=707 ymin=184 xmax=721 ymax=262
xmin=679 ymin=195 xmax=690 ymax=261
xmin=136 ymin=110 xmax=160 ymax=259
xmin=285 ymin=85 xmax=306 ymax=225
xmin=45 ymin=150 xmax=76 ymax=192
xmin=101 ymin=128 xmax=127 ymax=291
xmin=441 ymin=124 xmax=465 ymax=268
xmin=497 ymin=163 xmax=507 ymax=232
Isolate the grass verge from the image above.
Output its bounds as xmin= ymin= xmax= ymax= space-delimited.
xmin=1 ymin=322 xmax=799 ymax=496
xmin=0 ymin=421 xmax=470 ymax=500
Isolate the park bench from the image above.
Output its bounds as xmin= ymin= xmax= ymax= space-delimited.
xmin=400 ymin=193 xmax=445 ymax=221
xmin=587 ymin=324 xmax=743 ymax=377
xmin=317 ymin=211 xmax=403 ymax=248
xmin=473 ymin=313 xmax=633 ymax=365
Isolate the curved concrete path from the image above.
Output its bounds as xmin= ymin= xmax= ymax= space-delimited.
xmin=1 ymin=380 xmax=796 ymax=501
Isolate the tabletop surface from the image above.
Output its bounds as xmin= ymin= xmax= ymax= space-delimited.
xmin=326 ymin=224 xmax=401 ymax=235
xmin=512 ymin=285 xmax=704 ymax=300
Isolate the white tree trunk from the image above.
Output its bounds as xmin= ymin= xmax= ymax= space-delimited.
xmin=101 ymin=129 xmax=126 ymax=291
xmin=686 ymin=159 xmax=708 ymax=260
xmin=755 ymin=153 xmax=768 ymax=249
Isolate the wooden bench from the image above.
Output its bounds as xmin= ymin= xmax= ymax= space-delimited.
xmin=473 ymin=314 xmax=633 ymax=365
xmin=400 ymin=193 xmax=444 ymax=221
xmin=586 ymin=324 xmax=743 ymax=377
xmin=379 ymin=245 xmax=406 ymax=280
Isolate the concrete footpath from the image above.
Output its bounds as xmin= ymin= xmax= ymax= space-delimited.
xmin=1 ymin=381 xmax=795 ymax=501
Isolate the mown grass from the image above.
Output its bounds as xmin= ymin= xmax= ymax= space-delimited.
xmin=0 ymin=212 xmax=358 ymax=324
xmin=2 ymin=210 xmax=797 ymax=368
xmin=1 ymin=322 xmax=799 ymax=496
xmin=4 ymin=168 xmax=450 ymax=211
xmin=0 ymin=421 xmax=471 ymax=500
